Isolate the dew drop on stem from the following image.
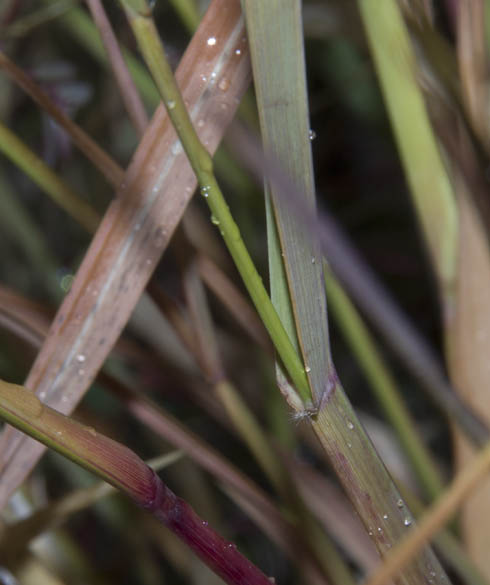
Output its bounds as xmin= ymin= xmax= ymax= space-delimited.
xmin=154 ymin=227 xmax=167 ymax=247
xmin=218 ymin=78 xmax=230 ymax=92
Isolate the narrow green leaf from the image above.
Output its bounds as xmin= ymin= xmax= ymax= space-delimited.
xmin=244 ymin=0 xmax=330 ymax=408
xmin=357 ymin=0 xmax=458 ymax=296
xmin=244 ymin=3 xmax=451 ymax=583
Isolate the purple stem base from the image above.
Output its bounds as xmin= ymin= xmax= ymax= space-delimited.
xmin=145 ymin=470 xmax=273 ymax=585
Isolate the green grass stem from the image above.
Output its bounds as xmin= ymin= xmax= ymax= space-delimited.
xmin=119 ymin=0 xmax=311 ymax=404
xmin=0 ymin=122 xmax=99 ymax=233
xmin=324 ymin=265 xmax=445 ymax=501
xmin=358 ymin=0 xmax=458 ymax=300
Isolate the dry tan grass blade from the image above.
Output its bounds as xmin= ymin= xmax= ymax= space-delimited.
xmin=448 ymin=178 xmax=490 ymax=579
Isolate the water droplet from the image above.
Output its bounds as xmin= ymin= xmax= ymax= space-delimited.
xmin=347 ymin=442 xmax=352 ymax=448
xmin=87 ymin=427 xmax=97 ymax=437
xmin=397 ymin=499 xmax=404 ymax=508
xmin=207 ymin=37 xmax=217 ymax=46
xmin=60 ymin=274 xmax=74 ymax=292
xmin=346 ymin=420 xmax=354 ymax=430
xmin=200 ymin=74 xmax=207 ymax=82
xmin=78 ymin=369 xmax=85 ymax=376
xmin=202 ymin=520 xmax=208 ymax=526
xmin=219 ymin=78 xmax=230 ymax=92
xmin=154 ymin=226 xmax=167 ymax=247
xmin=309 ymin=129 xmax=316 ymax=141
xmin=76 ymin=354 xmax=86 ymax=363
xmin=235 ymin=49 xmax=242 ymax=55
xmin=146 ymin=258 xmax=152 ymax=265
xmin=210 ymin=214 xmax=220 ymax=226
xmin=311 ymin=257 xmax=316 ymax=264
xmin=56 ymin=430 xmax=63 ymax=437
xmin=39 ymin=391 xmax=46 ymax=400
xmin=197 ymin=119 xmax=205 ymax=128
xmin=383 ymin=514 xmax=388 ymax=520
xmin=134 ymin=223 xmax=141 ymax=231
xmin=201 ymin=186 xmax=210 ymax=198
xmin=404 ymin=517 xmax=412 ymax=526
xmin=377 ymin=527 xmax=383 ymax=534
xmin=167 ymin=100 xmax=176 ymax=109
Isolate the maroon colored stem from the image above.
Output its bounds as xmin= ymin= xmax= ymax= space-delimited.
xmin=0 ymin=377 xmax=272 ymax=585
xmin=145 ymin=470 xmax=273 ymax=585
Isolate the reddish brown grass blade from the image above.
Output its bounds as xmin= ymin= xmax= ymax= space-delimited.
xmin=85 ymin=0 xmax=149 ymax=136
xmin=0 ymin=51 xmax=124 ymax=188
xmin=0 ymin=0 xmax=250 ymax=509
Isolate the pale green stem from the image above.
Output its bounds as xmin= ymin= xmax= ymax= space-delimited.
xmin=119 ymin=0 xmax=310 ymax=403
xmin=0 ymin=122 xmax=99 ymax=233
